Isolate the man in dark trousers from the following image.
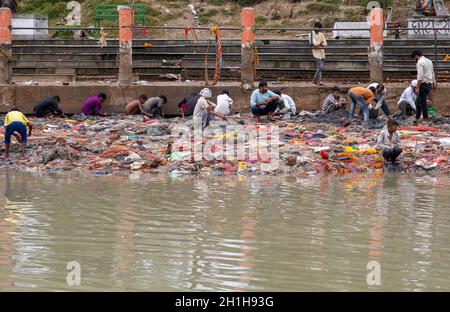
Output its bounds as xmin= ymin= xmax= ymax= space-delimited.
xmin=250 ymin=81 xmax=280 ymax=122
xmin=33 ymin=95 xmax=67 ymax=118
xmin=411 ymin=50 xmax=436 ymax=125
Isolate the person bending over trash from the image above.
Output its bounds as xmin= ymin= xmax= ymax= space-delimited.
xmin=33 ymin=95 xmax=67 ymax=118
xmin=367 ymin=82 xmax=390 ymax=118
xmin=322 ymin=86 xmax=346 ymax=114
xmin=3 ymin=107 xmax=33 ymax=159
xmin=348 ymin=86 xmax=375 ymax=123
xmin=82 ymin=93 xmax=107 ymax=117
xmin=250 ymin=81 xmax=280 ymax=122
xmin=215 ymin=90 xmax=234 ymax=116
xmin=193 ymin=88 xmax=227 ymax=128
xmin=124 ymin=94 xmax=149 ymax=116
xmin=273 ymin=91 xmax=297 ymax=119
xmin=377 ymin=119 xmax=402 ymax=165
xmin=142 ymin=95 xmax=167 ymax=117
xmin=178 ymin=92 xmax=200 ymax=118
xmin=397 ymin=80 xmax=418 ymax=119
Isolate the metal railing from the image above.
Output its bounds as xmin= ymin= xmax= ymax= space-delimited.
xmin=8 ymin=25 xmax=450 ymax=81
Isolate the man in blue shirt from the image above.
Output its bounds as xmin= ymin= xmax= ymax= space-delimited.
xmin=250 ymin=81 xmax=280 ymax=121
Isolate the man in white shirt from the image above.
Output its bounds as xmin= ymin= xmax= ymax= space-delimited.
xmin=377 ymin=119 xmax=402 ymax=164
xmin=214 ymin=90 xmax=233 ymax=115
xmin=411 ymin=50 xmax=436 ymax=124
xmin=310 ymin=21 xmax=327 ymax=86
xmin=193 ymin=88 xmax=227 ymax=128
xmin=397 ymin=80 xmax=418 ymax=119
xmin=367 ymin=82 xmax=390 ymax=117
xmin=273 ymin=91 xmax=296 ymax=119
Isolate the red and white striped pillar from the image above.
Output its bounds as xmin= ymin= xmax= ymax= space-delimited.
xmin=118 ymin=6 xmax=133 ymax=85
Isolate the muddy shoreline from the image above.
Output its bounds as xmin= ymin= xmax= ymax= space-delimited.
xmin=0 ymin=112 xmax=449 ymax=177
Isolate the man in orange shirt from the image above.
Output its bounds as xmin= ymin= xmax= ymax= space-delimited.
xmin=348 ymin=86 xmax=375 ymax=123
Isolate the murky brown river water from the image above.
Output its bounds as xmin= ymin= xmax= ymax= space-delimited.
xmin=0 ymin=170 xmax=449 ymax=291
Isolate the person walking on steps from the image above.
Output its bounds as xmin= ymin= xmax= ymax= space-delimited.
xmin=310 ymin=21 xmax=327 ymax=86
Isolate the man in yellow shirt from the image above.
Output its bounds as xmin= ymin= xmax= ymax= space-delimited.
xmin=348 ymin=86 xmax=375 ymax=123
xmin=4 ymin=108 xmax=33 ymax=158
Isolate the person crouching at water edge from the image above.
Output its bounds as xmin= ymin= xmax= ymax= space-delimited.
xmin=348 ymin=86 xmax=375 ymax=123
xmin=250 ymin=81 xmax=280 ymax=122
xmin=3 ymin=108 xmax=33 ymax=159
xmin=81 ymin=93 xmax=107 ymax=117
xmin=193 ymin=88 xmax=227 ymax=129
xmin=377 ymin=119 xmax=402 ymax=165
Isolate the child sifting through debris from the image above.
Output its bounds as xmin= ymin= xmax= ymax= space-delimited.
xmin=142 ymin=95 xmax=168 ymax=117
xmin=81 ymin=93 xmax=107 ymax=117
xmin=3 ymin=107 xmax=33 ymax=159
xmin=33 ymin=95 xmax=67 ymax=118
xmin=124 ymin=94 xmax=149 ymax=117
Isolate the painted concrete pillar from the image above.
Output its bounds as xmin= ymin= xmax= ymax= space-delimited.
xmin=369 ymin=8 xmax=384 ymax=83
xmin=241 ymin=7 xmax=255 ymax=87
xmin=118 ymin=6 xmax=133 ymax=85
xmin=0 ymin=8 xmax=12 ymax=84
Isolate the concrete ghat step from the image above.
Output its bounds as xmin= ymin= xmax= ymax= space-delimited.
xmin=12 ymin=74 xmax=75 ymax=82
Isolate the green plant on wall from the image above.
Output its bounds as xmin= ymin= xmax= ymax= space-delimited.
xmin=255 ymin=15 xmax=268 ymax=26
xmin=357 ymin=0 xmax=393 ymax=6
xmin=305 ymin=2 xmax=340 ymax=14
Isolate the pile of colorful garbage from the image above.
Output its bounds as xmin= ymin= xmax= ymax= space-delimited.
xmin=0 ymin=113 xmax=448 ymax=176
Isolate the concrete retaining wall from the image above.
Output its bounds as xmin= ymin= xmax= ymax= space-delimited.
xmin=1 ymin=82 xmax=449 ymax=115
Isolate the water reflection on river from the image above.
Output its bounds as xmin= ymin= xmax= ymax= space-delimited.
xmin=0 ymin=170 xmax=449 ymax=291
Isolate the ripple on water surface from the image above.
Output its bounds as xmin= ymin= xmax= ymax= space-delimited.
xmin=0 ymin=171 xmax=450 ymax=291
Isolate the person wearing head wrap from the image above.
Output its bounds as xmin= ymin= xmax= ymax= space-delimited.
xmin=397 ymin=80 xmax=418 ymax=119
xmin=193 ymin=88 xmax=227 ymax=128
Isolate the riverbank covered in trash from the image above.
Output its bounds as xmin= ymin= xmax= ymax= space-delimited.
xmin=0 ymin=112 xmax=449 ymax=176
